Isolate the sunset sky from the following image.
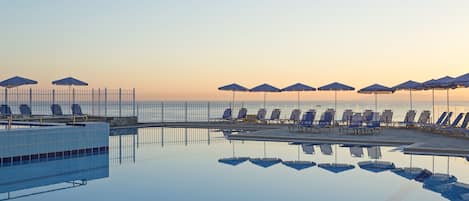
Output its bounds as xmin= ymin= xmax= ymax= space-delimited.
xmin=1 ymin=0 xmax=468 ymax=101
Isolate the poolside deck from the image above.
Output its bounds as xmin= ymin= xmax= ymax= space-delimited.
xmin=226 ymin=127 xmax=469 ymax=157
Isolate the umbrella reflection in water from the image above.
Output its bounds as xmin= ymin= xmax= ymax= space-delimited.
xmin=318 ymin=144 xmax=354 ymax=174
xmin=358 ymin=146 xmax=395 ymax=173
xmin=249 ymin=141 xmax=282 ymax=168
xmin=281 ymin=143 xmax=316 ymax=171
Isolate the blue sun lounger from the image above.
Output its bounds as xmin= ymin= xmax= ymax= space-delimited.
xmin=51 ymin=104 xmax=64 ymax=116
xmin=19 ymin=104 xmax=32 ymax=116
xmin=290 ymin=110 xmax=315 ymax=132
xmin=0 ymin=104 xmax=12 ymax=117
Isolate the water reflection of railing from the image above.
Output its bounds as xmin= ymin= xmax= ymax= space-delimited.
xmin=109 ymin=127 xmax=226 ymax=164
xmin=0 ymin=153 xmax=109 ymax=201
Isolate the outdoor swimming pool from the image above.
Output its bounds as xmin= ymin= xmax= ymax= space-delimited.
xmin=1 ymin=127 xmax=469 ymax=201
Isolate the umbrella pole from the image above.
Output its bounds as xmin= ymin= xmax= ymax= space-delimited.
xmin=4 ymin=88 xmax=7 ymax=105
xmin=432 ymin=89 xmax=435 ymax=123
xmin=263 ymin=141 xmax=266 ymax=158
xmin=297 ymin=91 xmax=300 ymax=110
xmin=232 ymin=91 xmax=235 ymax=110
xmin=334 ymin=144 xmax=337 ymax=164
xmin=409 ymin=89 xmax=413 ymax=111
xmin=374 ymin=93 xmax=378 ymax=111
xmin=446 ymin=89 xmax=449 ymax=113
xmin=232 ymin=142 xmax=235 ymax=157
xmin=263 ymin=92 xmax=266 ymax=109
xmin=334 ymin=91 xmax=337 ymax=113
xmin=298 ymin=145 xmax=300 ymax=161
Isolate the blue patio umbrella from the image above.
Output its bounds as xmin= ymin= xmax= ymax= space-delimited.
xmin=52 ymin=77 xmax=88 ymax=106
xmin=358 ymin=84 xmax=394 ymax=111
xmin=391 ymin=167 xmax=425 ymax=180
xmin=281 ymin=143 xmax=316 ymax=171
xmin=358 ymin=161 xmax=396 ymax=173
xmin=318 ymin=144 xmax=355 ymax=174
xmin=318 ymin=163 xmax=355 ymax=173
xmin=218 ymin=83 xmax=249 ymax=110
xmin=453 ymin=73 xmax=469 ymax=87
xmin=318 ymin=82 xmax=355 ymax=115
xmin=393 ymin=80 xmax=423 ymax=111
xmin=0 ymin=76 xmax=38 ymax=105
xmin=282 ymin=161 xmax=316 ymax=171
xmin=218 ymin=141 xmax=249 ymax=166
xmin=358 ymin=146 xmax=395 ymax=173
xmin=250 ymin=84 xmax=281 ymax=109
xmin=218 ymin=157 xmax=249 ymax=166
xmin=281 ymin=83 xmax=316 ymax=109
xmin=249 ymin=141 xmax=282 ymax=168
xmin=423 ymin=76 xmax=457 ymax=119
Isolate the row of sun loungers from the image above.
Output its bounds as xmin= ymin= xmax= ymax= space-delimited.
xmin=217 ymin=107 xmax=469 ymax=136
xmin=0 ymin=104 xmax=86 ymax=117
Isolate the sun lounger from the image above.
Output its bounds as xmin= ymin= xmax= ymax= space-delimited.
xmin=350 ymin=146 xmax=364 ymax=158
xmin=0 ymin=104 xmax=12 ymax=117
xmin=268 ymin=109 xmax=281 ymax=123
xmin=436 ymin=112 xmax=464 ymax=134
xmin=235 ymin=108 xmax=247 ymax=121
xmin=440 ymin=112 xmax=453 ymax=126
xmin=72 ymin=104 xmax=85 ymax=116
xmin=284 ymin=109 xmax=301 ymax=124
xmin=256 ymin=108 xmax=267 ymax=122
xmin=51 ymin=104 xmax=64 ymax=116
xmin=421 ymin=112 xmax=447 ymax=131
xmin=398 ymin=110 xmax=416 ymax=127
xmin=338 ymin=109 xmax=353 ymax=126
xmin=290 ymin=110 xmax=316 ymax=132
xmin=362 ymin=110 xmax=373 ymax=123
xmin=415 ymin=110 xmax=431 ymax=127
xmin=450 ymin=113 xmax=469 ymax=136
xmin=366 ymin=112 xmax=381 ymax=132
xmin=317 ymin=110 xmax=334 ymax=128
xmin=19 ymin=104 xmax=32 ymax=116
xmin=379 ymin=110 xmax=393 ymax=127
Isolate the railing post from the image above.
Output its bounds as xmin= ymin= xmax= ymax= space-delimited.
xmin=185 ymin=101 xmax=188 ymax=122
xmin=72 ymin=88 xmax=76 ymax=105
xmin=119 ymin=88 xmax=122 ymax=117
xmin=104 ymin=88 xmax=108 ymax=117
xmin=91 ymin=88 xmax=95 ymax=115
xmin=52 ymin=89 xmax=56 ymax=105
xmin=161 ymin=102 xmax=164 ymax=123
xmin=29 ymin=88 xmax=33 ymax=112
xmin=132 ymin=88 xmax=136 ymax=117
xmin=207 ymin=101 xmax=210 ymax=122
xmin=4 ymin=88 xmax=7 ymax=105
xmin=98 ymin=88 xmax=101 ymax=116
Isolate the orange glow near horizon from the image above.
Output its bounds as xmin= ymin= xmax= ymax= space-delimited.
xmin=1 ymin=1 xmax=469 ymax=102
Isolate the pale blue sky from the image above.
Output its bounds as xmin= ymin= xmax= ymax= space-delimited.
xmin=1 ymin=0 xmax=468 ymax=100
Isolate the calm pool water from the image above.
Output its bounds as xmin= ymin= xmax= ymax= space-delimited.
xmin=1 ymin=127 xmax=469 ymax=201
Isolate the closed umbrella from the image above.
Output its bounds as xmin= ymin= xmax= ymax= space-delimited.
xmin=358 ymin=84 xmax=395 ymax=111
xmin=393 ymin=80 xmax=423 ymax=111
xmin=281 ymin=83 xmax=316 ymax=110
xmin=250 ymin=84 xmax=281 ymax=109
xmin=52 ymin=77 xmax=88 ymax=108
xmin=218 ymin=83 xmax=248 ymax=110
xmin=318 ymin=82 xmax=355 ymax=114
xmin=0 ymin=76 xmax=38 ymax=105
